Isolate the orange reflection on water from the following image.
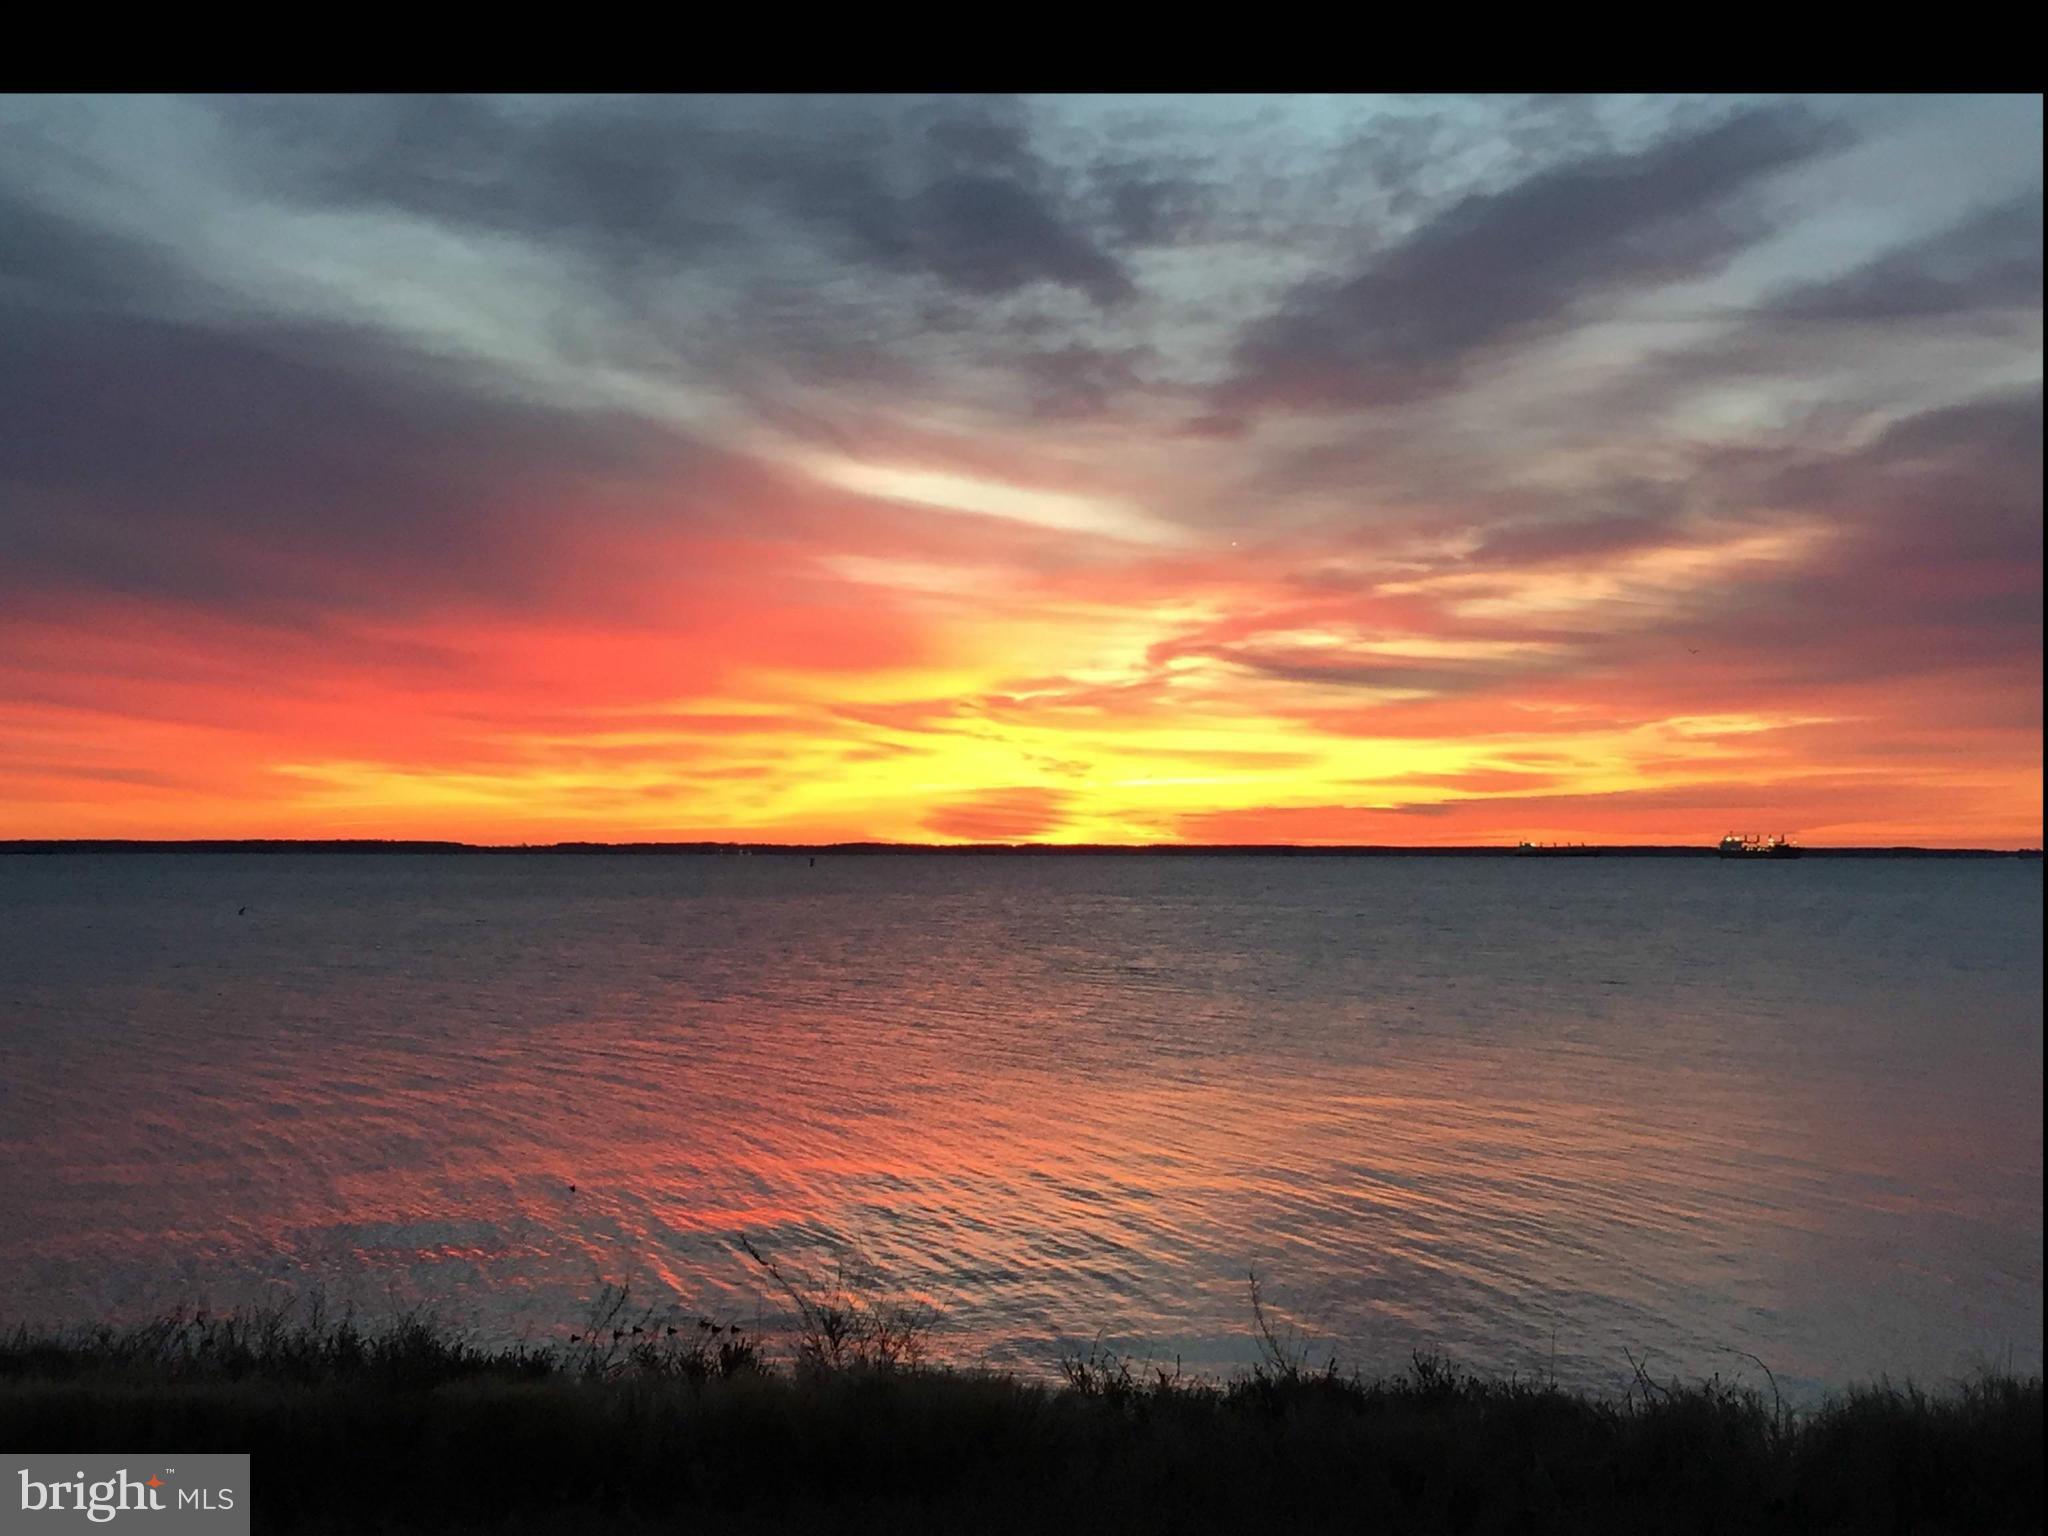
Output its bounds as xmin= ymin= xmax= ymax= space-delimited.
xmin=0 ymin=853 xmax=2038 ymax=1394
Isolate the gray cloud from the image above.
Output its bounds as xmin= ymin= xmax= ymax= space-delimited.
xmin=0 ymin=294 xmax=737 ymax=624
xmin=1008 ymin=342 xmax=1154 ymax=417
xmin=1463 ymin=507 xmax=1684 ymax=569
xmin=218 ymin=94 xmax=1135 ymax=308
xmin=1219 ymin=103 xmax=1849 ymax=412
xmin=1597 ymin=388 xmax=2044 ymax=692
xmin=1764 ymin=196 xmax=2042 ymax=324
xmin=0 ymin=178 xmax=197 ymax=313
xmin=1218 ymin=647 xmax=1536 ymax=696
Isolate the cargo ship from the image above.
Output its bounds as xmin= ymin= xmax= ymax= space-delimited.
xmin=1717 ymin=832 xmax=1802 ymax=859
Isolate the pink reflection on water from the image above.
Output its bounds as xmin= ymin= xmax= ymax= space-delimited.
xmin=0 ymin=853 xmax=2038 ymax=1397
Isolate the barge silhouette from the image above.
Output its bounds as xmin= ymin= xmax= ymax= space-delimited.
xmin=1718 ymin=833 xmax=1803 ymax=860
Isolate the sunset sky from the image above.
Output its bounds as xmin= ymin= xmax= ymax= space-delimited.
xmin=1 ymin=94 xmax=2040 ymax=846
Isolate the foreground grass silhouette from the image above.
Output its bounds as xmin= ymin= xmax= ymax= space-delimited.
xmin=2 ymin=1296 xmax=2038 ymax=1535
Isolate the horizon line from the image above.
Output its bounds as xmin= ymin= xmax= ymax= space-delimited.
xmin=3 ymin=838 xmax=2041 ymax=857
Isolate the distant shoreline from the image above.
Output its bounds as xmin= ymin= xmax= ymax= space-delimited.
xmin=2 ymin=839 xmax=2040 ymax=858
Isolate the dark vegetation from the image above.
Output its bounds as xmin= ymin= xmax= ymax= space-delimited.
xmin=2 ymin=1270 xmax=2038 ymax=1534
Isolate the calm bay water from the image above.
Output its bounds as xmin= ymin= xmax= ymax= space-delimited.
xmin=1 ymin=853 xmax=2039 ymax=1399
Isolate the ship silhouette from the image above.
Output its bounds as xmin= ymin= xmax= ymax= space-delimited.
xmin=1717 ymin=832 xmax=1802 ymax=859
